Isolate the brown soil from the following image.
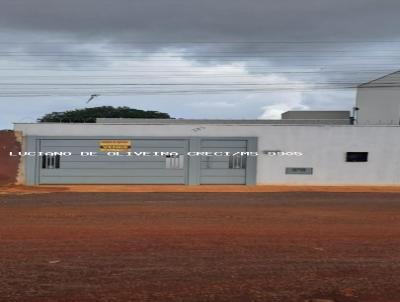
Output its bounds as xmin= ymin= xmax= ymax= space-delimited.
xmin=0 ymin=130 xmax=21 ymax=185
xmin=1 ymin=192 xmax=400 ymax=302
xmin=3 ymin=184 xmax=400 ymax=195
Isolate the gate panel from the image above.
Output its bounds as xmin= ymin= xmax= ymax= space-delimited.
xmin=39 ymin=139 xmax=188 ymax=184
xmin=200 ymin=139 xmax=247 ymax=184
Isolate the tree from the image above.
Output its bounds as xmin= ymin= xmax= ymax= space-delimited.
xmin=37 ymin=106 xmax=172 ymax=123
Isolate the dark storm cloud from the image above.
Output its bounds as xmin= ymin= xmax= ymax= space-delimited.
xmin=1 ymin=0 xmax=400 ymax=43
xmin=1 ymin=0 xmax=400 ymax=81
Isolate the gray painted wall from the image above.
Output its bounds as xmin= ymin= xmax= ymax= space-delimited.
xmin=281 ymin=111 xmax=350 ymax=120
xmin=21 ymin=135 xmax=257 ymax=185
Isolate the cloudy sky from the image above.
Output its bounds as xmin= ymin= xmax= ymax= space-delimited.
xmin=1 ymin=0 xmax=400 ymax=128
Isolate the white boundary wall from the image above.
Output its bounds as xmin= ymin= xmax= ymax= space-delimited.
xmin=15 ymin=123 xmax=400 ymax=185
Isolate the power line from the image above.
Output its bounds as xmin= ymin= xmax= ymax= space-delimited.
xmin=0 ymin=83 xmax=399 ymax=92
xmin=2 ymin=54 xmax=400 ymax=58
xmin=1 ymin=40 xmax=400 ymax=44
xmin=2 ymin=82 xmax=399 ymax=86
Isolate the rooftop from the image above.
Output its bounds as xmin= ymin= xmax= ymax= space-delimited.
xmin=359 ymin=70 xmax=400 ymax=88
xmin=95 ymin=117 xmax=350 ymax=125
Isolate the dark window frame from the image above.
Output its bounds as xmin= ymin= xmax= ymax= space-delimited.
xmin=41 ymin=154 xmax=61 ymax=169
xmin=346 ymin=152 xmax=368 ymax=162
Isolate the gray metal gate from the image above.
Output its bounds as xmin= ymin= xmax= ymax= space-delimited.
xmin=39 ymin=139 xmax=188 ymax=184
xmin=200 ymin=139 xmax=247 ymax=184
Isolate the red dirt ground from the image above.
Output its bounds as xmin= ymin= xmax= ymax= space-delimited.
xmin=4 ymin=184 xmax=400 ymax=194
xmin=0 ymin=130 xmax=20 ymax=185
xmin=1 ymin=192 xmax=400 ymax=302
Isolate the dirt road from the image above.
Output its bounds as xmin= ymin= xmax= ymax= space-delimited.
xmin=1 ymin=192 xmax=400 ymax=302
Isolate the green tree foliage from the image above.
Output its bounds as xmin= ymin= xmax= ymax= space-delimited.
xmin=38 ymin=106 xmax=172 ymax=123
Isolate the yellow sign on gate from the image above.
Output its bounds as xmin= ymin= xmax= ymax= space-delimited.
xmin=99 ymin=140 xmax=132 ymax=152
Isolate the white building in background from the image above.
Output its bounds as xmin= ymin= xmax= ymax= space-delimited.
xmin=356 ymin=71 xmax=400 ymax=125
xmin=13 ymin=71 xmax=400 ymax=186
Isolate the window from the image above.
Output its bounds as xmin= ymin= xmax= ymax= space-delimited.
xmin=229 ymin=155 xmax=247 ymax=169
xmin=285 ymin=167 xmax=313 ymax=175
xmin=346 ymin=152 xmax=368 ymax=162
xmin=165 ymin=154 xmax=184 ymax=169
xmin=42 ymin=154 xmax=61 ymax=169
